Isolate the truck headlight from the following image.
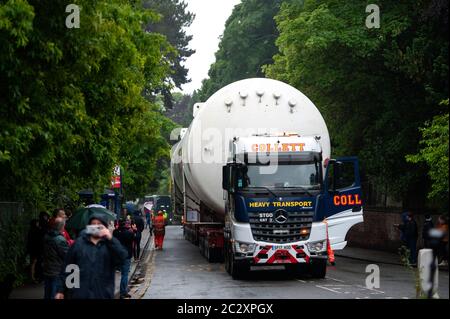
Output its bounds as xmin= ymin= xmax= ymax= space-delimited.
xmin=307 ymin=240 xmax=327 ymax=253
xmin=234 ymin=242 xmax=256 ymax=253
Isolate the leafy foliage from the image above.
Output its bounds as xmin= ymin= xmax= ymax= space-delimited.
xmin=265 ymin=0 xmax=449 ymax=207
xmin=143 ymin=0 xmax=195 ymax=108
xmin=163 ymin=92 xmax=194 ymax=127
xmin=406 ymin=100 xmax=449 ymax=204
xmin=119 ymin=104 xmax=177 ymax=200
xmin=0 ymin=0 xmax=173 ymax=207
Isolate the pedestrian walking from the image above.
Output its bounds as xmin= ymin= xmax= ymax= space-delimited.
xmin=153 ymin=211 xmax=166 ymax=250
xmin=422 ymin=214 xmax=434 ymax=249
xmin=394 ymin=212 xmax=409 ymax=246
xmin=145 ymin=208 xmax=152 ymax=231
xmin=400 ymin=212 xmax=418 ymax=265
xmin=42 ymin=217 xmax=69 ymax=299
xmin=132 ymin=212 xmax=145 ymax=261
xmin=113 ymin=220 xmax=135 ymax=299
xmin=55 ymin=214 xmax=127 ymax=299
xmin=149 ymin=209 xmax=155 ymax=235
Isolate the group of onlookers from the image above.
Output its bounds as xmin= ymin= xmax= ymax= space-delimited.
xmin=395 ymin=212 xmax=448 ymax=266
xmin=25 ymin=205 xmax=154 ymax=299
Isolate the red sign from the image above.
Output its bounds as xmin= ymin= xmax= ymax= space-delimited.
xmin=111 ymin=165 xmax=121 ymax=189
xmin=111 ymin=176 xmax=121 ymax=189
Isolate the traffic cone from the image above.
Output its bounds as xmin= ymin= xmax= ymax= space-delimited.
xmin=324 ymin=219 xmax=336 ymax=265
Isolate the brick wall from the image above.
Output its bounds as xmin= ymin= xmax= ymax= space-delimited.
xmin=346 ymin=209 xmax=440 ymax=252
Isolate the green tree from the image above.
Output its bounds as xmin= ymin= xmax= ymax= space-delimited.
xmin=119 ymin=105 xmax=177 ymax=200
xmin=0 ymin=0 xmax=173 ymax=206
xmin=143 ymin=0 xmax=195 ymax=108
xmin=265 ymin=0 xmax=448 ymax=208
xmin=406 ymin=99 xmax=449 ymax=205
xmin=163 ymin=92 xmax=193 ymax=127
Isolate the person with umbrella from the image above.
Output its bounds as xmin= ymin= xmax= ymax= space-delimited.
xmin=55 ymin=213 xmax=127 ymax=299
xmin=66 ymin=205 xmax=116 ymax=235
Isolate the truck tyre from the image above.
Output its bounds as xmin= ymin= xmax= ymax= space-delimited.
xmin=310 ymin=259 xmax=327 ymax=279
xmin=230 ymin=255 xmax=249 ymax=280
xmin=225 ymin=245 xmax=232 ymax=274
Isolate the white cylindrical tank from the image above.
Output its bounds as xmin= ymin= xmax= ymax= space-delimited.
xmin=171 ymin=78 xmax=330 ymax=220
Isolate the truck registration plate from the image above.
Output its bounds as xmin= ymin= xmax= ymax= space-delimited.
xmin=272 ymin=245 xmax=290 ymax=250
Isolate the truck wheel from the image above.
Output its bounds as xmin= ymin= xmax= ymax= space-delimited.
xmin=230 ymin=256 xmax=249 ymax=280
xmin=310 ymin=259 xmax=327 ymax=279
xmin=224 ymin=246 xmax=232 ymax=274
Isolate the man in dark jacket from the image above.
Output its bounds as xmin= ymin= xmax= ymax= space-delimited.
xmin=113 ymin=220 xmax=135 ymax=299
xmin=55 ymin=214 xmax=127 ymax=299
xmin=42 ymin=217 xmax=69 ymax=299
xmin=132 ymin=212 xmax=145 ymax=261
xmin=401 ymin=212 xmax=418 ymax=265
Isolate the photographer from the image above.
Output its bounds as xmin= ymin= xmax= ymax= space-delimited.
xmin=55 ymin=214 xmax=127 ymax=299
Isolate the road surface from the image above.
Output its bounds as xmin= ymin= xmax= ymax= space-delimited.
xmin=140 ymin=226 xmax=449 ymax=299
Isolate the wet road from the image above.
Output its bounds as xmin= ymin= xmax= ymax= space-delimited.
xmin=142 ymin=226 xmax=449 ymax=299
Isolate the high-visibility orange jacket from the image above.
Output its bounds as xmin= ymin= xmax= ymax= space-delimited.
xmin=153 ymin=215 xmax=166 ymax=235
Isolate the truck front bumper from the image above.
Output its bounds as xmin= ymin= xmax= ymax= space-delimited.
xmin=233 ymin=242 xmax=328 ymax=265
xmin=231 ymin=221 xmax=328 ymax=265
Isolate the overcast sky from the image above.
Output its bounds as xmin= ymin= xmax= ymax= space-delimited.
xmin=180 ymin=0 xmax=242 ymax=94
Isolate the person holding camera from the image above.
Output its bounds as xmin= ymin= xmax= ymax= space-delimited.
xmin=55 ymin=214 xmax=127 ymax=299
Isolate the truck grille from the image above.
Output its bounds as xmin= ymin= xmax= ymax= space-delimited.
xmin=248 ymin=211 xmax=314 ymax=244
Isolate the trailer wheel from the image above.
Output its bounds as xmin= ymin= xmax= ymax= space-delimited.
xmin=310 ymin=259 xmax=327 ymax=279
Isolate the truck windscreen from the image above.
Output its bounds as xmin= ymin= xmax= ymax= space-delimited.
xmin=243 ymin=162 xmax=320 ymax=190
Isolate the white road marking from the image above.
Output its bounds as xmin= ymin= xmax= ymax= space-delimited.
xmin=327 ymin=277 xmax=345 ymax=283
xmin=316 ymin=285 xmax=343 ymax=294
xmin=356 ymin=284 xmax=385 ymax=294
xmin=296 ymin=279 xmax=306 ymax=283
